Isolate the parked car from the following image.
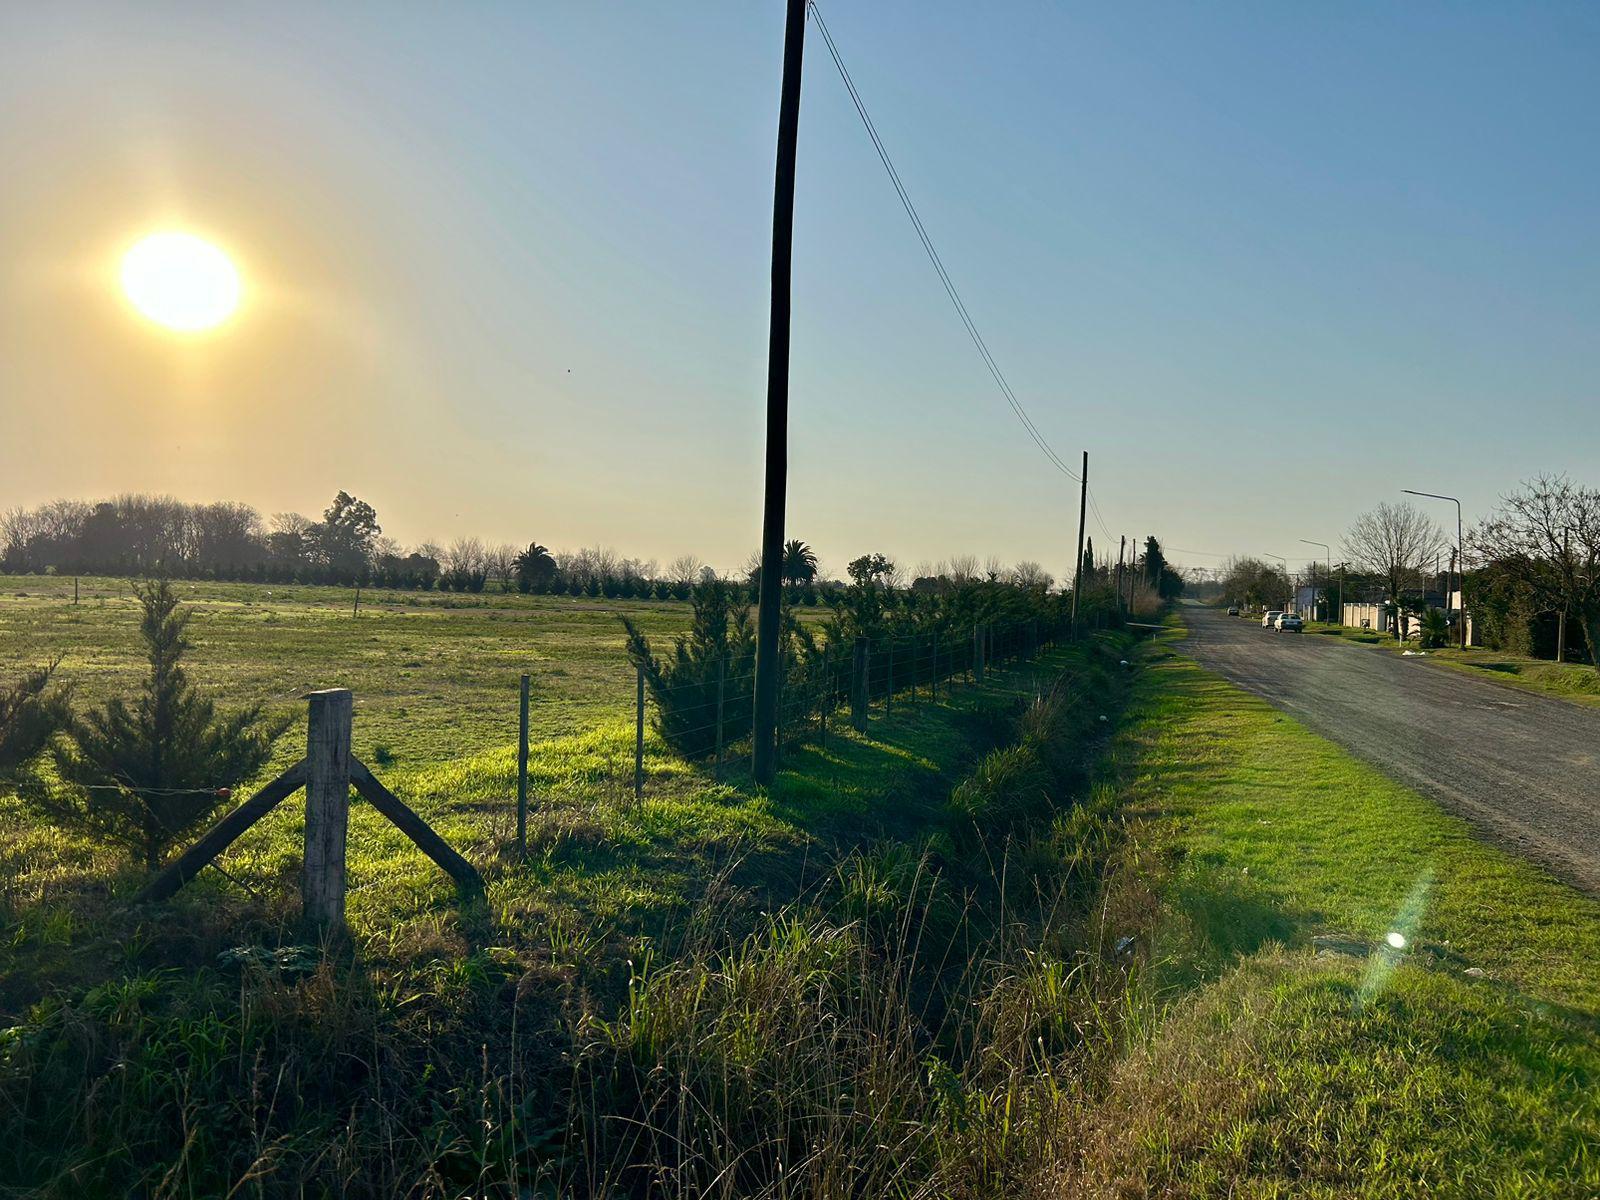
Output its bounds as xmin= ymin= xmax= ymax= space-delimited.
xmin=1226 ymin=605 xmax=1240 ymax=616
xmin=1276 ymin=613 xmax=1304 ymax=632
xmin=1262 ymin=610 xmax=1282 ymax=628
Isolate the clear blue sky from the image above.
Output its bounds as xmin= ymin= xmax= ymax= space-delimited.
xmin=2 ymin=2 xmax=1596 ymax=579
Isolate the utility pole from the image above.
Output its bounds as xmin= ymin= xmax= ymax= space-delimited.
xmin=1559 ymin=528 xmax=1569 ymax=663
xmin=1300 ymin=539 xmax=1330 ymax=621
xmin=1116 ymin=535 xmax=1126 ymax=618
xmin=1071 ymin=451 xmax=1088 ymax=636
xmin=751 ymin=0 xmax=807 ymax=787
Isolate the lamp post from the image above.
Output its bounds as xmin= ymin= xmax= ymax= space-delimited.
xmin=1266 ymin=554 xmax=1290 ymax=614
xmin=1299 ymin=539 xmax=1331 ymax=623
xmin=1403 ymin=489 xmax=1465 ymax=649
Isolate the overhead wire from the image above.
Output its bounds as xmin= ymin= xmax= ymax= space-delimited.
xmin=808 ymin=3 xmax=1080 ymax=486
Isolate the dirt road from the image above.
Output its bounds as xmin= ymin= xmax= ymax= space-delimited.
xmin=1182 ymin=603 xmax=1600 ymax=894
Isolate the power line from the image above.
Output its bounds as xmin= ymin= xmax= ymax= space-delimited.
xmin=809 ymin=4 xmax=1080 ymax=485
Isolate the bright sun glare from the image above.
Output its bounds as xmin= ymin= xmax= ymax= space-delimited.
xmin=120 ymin=231 xmax=241 ymax=332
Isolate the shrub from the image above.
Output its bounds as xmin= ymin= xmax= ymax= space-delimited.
xmin=31 ymin=580 xmax=289 ymax=870
xmin=623 ymin=579 xmax=756 ymax=758
xmin=0 ymin=661 xmax=71 ymax=783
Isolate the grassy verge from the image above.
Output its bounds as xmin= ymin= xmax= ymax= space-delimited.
xmin=1 ymin=623 xmax=1139 ymax=1196
xmin=1072 ymin=623 xmax=1600 ymax=1196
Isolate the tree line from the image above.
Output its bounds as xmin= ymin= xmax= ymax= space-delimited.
xmin=1217 ymin=475 xmax=1600 ymax=664
xmin=0 ymin=491 xmax=1180 ymax=607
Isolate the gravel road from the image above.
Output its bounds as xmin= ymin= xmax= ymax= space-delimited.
xmin=1181 ymin=603 xmax=1600 ymax=895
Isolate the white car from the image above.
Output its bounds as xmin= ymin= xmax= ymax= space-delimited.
xmin=1276 ymin=613 xmax=1304 ymax=632
xmin=1262 ymin=610 xmax=1282 ymax=628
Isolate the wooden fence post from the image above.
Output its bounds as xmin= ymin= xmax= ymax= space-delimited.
xmin=516 ymin=673 xmax=529 ymax=856
xmin=634 ymin=663 xmax=645 ymax=800
xmin=303 ymin=688 xmax=353 ymax=932
xmin=852 ymin=636 xmax=869 ymax=733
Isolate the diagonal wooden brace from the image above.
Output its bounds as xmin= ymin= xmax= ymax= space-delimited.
xmin=135 ymin=760 xmax=308 ymax=904
xmin=350 ymin=758 xmax=485 ymax=898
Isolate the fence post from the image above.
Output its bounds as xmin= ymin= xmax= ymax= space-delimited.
xmin=886 ymin=638 xmax=895 ymax=715
xmin=517 ymin=673 xmax=529 ymax=856
xmin=852 ymin=636 xmax=869 ymax=733
xmin=303 ymin=688 xmax=353 ymax=932
xmin=973 ymin=624 xmax=985 ymax=685
xmin=930 ymin=630 xmax=939 ymax=702
xmin=819 ymin=648 xmax=829 ymax=748
xmin=634 ymin=662 xmax=645 ymax=800
xmin=714 ymin=652 xmax=726 ymax=782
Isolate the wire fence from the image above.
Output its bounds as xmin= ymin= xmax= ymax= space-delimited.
xmin=506 ymin=616 xmax=1074 ymax=847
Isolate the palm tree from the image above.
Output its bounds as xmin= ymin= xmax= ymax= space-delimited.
xmin=513 ymin=542 xmax=558 ymax=591
xmin=781 ymin=539 xmax=818 ymax=585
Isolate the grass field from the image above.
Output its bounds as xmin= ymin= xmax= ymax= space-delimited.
xmin=3 ymin=574 xmax=1123 ymax=1195
xmin=0 ymin=573 xmax=707 ymax=771
xmin=6 ymin=584 xmax=1597 ymax=1195
xmin=1073 ymin=621 xmax=1600 ymax=1196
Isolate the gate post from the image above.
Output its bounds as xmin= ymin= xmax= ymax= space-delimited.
xmin=303 ymin=688 xmax=353 ymax=931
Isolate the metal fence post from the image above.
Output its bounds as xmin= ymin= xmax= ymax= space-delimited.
xmin=886 ymin=637 xmax=895 ymax=715
xmin=714 ymin=652 xmax=726 ymax=782
xmin=973 ymin=624 xmax=985 ymax=685
xmin=852 ymin=636 xmax=869 ymax=733
xmin=517 ymin=673 xmax=529 ymax=856
xmin=634 ymin=663 xmax=645 ymax=800
xmin=931 ymin=630 xmax=939 ymax=702
xmin=303 ymin=688 xmax=353 ymax=932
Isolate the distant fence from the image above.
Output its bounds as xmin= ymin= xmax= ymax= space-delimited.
xmin=511 ymin=617 xmax=1070 ymax=850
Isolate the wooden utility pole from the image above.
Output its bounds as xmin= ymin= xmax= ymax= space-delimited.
xmin=1120 ymin=537 xmax=1132 ymax=620
xmin=752 ymin=0 xmax=807 ymax=786
xmin=1071 ymin=451 xmax=1088 ymax=635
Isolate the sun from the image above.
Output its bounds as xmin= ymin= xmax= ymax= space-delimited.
xmin=120 ymin=231 xmax=241 ymax=332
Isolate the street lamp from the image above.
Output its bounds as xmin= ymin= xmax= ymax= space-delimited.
xmin=1299 ymin=539 xmax=1331 ymax=622
xmin=1265 ymin=554 xmax=1290 ymax=613
xmin=1403 ymin=489 xmax=1465 ymax=649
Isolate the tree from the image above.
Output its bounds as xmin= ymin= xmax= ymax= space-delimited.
xmin=0 ymin=662 xmax=70 ymax=784
xmin=485 ymin=542 xmax=518 ymax=592
xmin=847 ymin=553 xmax=895 ymax=589
xmin=34 ymin=581 xmax=288 ymax=869
xmin=513 ymin=542 xmax=559 ymax=592
xmin=1081 ymin=536 xmax=1095 ymax=584
xmin=1472 ymin=475 xmax=1600 ymax=665
xmin=781 ymin=539 xmax=818 ymax=584
xmin=316 ymin=491 xmax=381 ymax=578
xmin=1011 ymin=561 xmax=1053 ymax=590
xmin=1344 ymin=502 xmax=1445 ymax=641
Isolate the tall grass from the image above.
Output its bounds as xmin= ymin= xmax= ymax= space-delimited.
xmin=0 ymin=635 xmax=1144 ymax=1197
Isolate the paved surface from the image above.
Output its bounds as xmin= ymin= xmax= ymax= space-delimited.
xmin=1181 ymin=603 xmax=1600 ymax=895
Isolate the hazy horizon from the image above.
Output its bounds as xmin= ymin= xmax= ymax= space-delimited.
xmin=4 ymin=2 xmax=1597 ymax=579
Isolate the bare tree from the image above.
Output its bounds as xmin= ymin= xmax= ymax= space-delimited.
xmin=1011 ymin=561 xmax=1053 ymax=589
xmin=485 ymin=542 xmax=518 ymax=592
xmin=668 ymin=554 xmax=705 ymax=586
xmin=983 ymin=555 xmax=1006 ymax=583
xmin=947 ymin=554 xmax=978 ymax=584
xmin=1343 ymin=502 xmax=1445 ymax=640
xmin=1472 ymin=475 xmax=1600 ymax=666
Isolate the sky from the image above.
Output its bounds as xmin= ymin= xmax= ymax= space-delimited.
xmin=2 ymin=1 xmax=1597 ymax=581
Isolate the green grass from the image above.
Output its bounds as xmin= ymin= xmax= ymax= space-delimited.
xmin=1074 ymin=623 xmax=1600 ymax=1196
xmin=3 ymin=574 xmax=1105 ymax=1195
